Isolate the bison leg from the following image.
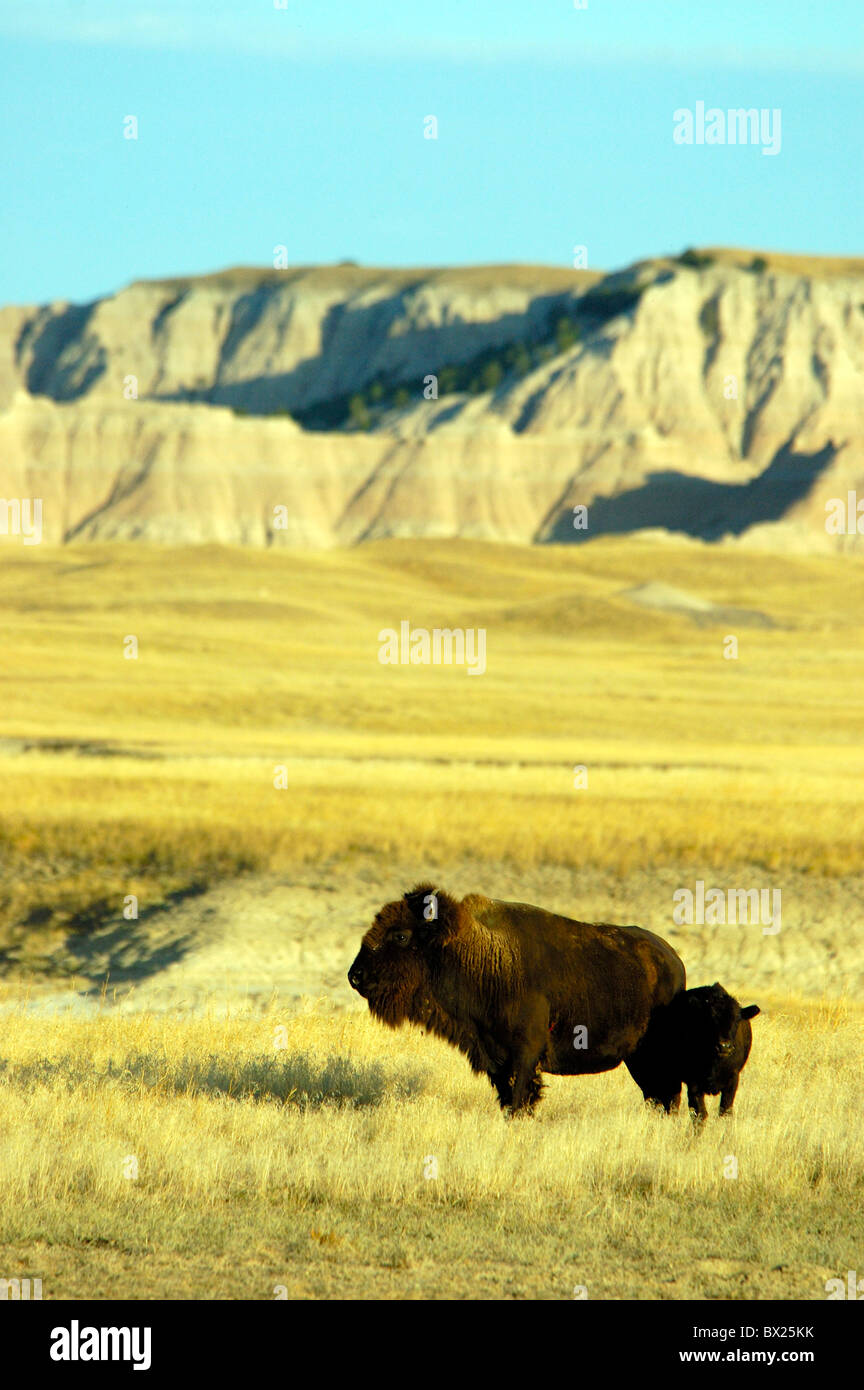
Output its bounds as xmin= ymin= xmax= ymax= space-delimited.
xmin=652 ymin=1090 xmax=681 ymax=1114
xmin=507 ymin=1002 xmax=549 ymax=1116
xmin=719 ymin=1074 xmax=739 ymax=1116
xmin=624 ymin=1055 xmax=681 ymax=1114
xmin=488 ymin=1063 xmax=514 ymax=1111
xmin=509 ymin=1050 xmax=545 ymax=1116
xmin=687 ymin=1087 xmax=708 ymax=1124
xmin=652 ymin=1085 xmax=682 ymax=1114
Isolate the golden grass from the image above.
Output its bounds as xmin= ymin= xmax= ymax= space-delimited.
xmin=144 ymin=263 xmax=602 ymax=294
xmin=1 ymin=538 xmax=864 ymax=963
xmin=0 ymin=1000 xmax=859 ymax=1299
xmin=697 ymin=247 xmax=864 ymax=277
xmin=142 ymin=250 xmax=864 ymax=297
xmin=0 ymin=537 xmax=862 ymax=1298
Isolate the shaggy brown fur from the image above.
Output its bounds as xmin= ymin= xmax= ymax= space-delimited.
xmin=348 ymin=883 xmax=686 ymax=1115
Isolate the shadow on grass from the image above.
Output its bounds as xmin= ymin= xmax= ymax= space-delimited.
xmin=63 ymin=885 xmax=209 ymax=988
xmin=0 ymin=1051 xmax=427 ymax=1109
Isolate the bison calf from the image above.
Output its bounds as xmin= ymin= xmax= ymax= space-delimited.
xmin=663 ymin=983 xmax=760 ymax=1121
xmin=348 ymin=883 xmax=686 ymax=1116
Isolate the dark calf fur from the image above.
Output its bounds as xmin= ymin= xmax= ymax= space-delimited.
xmin=658 ymin=983 xmax=760 ymax=1121
xmin=348 ymin=883 xmax=686 ymax=1115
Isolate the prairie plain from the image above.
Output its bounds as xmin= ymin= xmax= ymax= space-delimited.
xmin=0 ymin=536 xmax=862 ymax=1299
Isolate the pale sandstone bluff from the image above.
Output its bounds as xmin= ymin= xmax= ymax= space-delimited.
xmin=1 ymin=253 xmax=862 ymax=550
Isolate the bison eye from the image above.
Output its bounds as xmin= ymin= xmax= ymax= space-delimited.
xmin=391 ymin=931 xmax=410 ymax=946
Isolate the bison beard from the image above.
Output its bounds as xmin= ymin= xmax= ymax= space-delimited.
xmin=348 ymin=883 xmax=687 ymax=1115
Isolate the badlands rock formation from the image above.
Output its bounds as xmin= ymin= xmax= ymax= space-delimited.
xmin=0 ymin=251 xmax=862 ymax=550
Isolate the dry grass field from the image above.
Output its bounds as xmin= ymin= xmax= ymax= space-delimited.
xmin=0 ymin=1000 xmax=859 ymax=1301
xmin=0 ymin=536 xmax=862 ymax=1299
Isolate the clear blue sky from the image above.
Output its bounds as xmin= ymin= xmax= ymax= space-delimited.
xmin=1 ymin=0 xmax=862 ymax=305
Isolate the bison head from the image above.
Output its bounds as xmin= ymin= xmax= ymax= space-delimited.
xmin=348 ymin=883 xmax=459 ymax=1028
xmin=684 ymin=983 xmax=760 ymax=1062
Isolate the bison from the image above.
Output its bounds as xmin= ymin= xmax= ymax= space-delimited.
xmin=347 ymin=883 xmax=687 ymax=1115
xmin=657 ymin=983 xmax=760 ymax=1121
